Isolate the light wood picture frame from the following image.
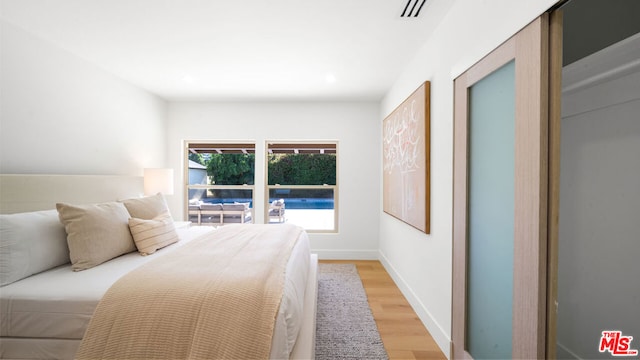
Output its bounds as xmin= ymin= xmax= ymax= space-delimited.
xmin=382 ymin=81 xmax=430 ymax=233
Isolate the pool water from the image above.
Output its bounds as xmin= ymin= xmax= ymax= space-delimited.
xmin=201 ymin=198 xmax=334 ymax=209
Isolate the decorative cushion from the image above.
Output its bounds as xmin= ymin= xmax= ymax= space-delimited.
xmin=56 ymin=201 xmax=136 ymax=271
xmin=121 ymin=193 xmax=170 ymax=220
xmin=235 ymin=202 xmax=250 ymax=209
xmin=0 ymin=210 xmax=70 ymax=286
xmin=201 ymin=203 xmax=223 ymax=211
xmin=224 ymin=203 xmax=249 ymax=211
xmin=129 ymin=212 xmax=179 ymax=255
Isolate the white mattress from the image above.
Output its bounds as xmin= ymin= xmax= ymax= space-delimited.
xmin=0 ymin=225 xmax=310 ymax=360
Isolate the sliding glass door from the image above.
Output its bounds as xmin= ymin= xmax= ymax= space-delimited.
xmin=452 ymin=15 xmax=551 ymax=359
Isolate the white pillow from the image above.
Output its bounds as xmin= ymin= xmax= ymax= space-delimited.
xmin=57 ymin=201 xmax=136 ymax=271
xmin=0 ymin=210 xmax=70 ymax=286
xmin=129 ymin=212 xmax=179 ymax=255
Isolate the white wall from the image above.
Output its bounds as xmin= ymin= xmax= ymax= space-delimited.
xmin=379 ymin=0 xmax=560 ymax=356
xmin=0 ymin=20 xmax=167 ymax=176
xmin=167 ymin=101 xmax=380 ymax=258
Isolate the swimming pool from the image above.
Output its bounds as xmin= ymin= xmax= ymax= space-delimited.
xmin=278 ymin=198 xmax=334 ymax=209
xmin=200 ymin=198 xmax=334 ymax=209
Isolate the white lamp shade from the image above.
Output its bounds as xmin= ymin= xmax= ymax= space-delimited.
xmin=144 ymin=168 xmax=174 ymax=195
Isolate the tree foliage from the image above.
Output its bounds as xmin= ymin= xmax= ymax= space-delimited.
xmin=202 ymin=153 xmax=336 ymax=190
xmin=207 ymin=153 xmax=255 ymax=185
xmin=268 ymin=154 xmax=336 ymax=185
xmin=188 ymin=153 xmax=205 ymax=165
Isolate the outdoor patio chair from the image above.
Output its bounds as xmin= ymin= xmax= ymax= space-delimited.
xmin=221 ymin=202 xmax=252 ymax=224
xmin=188 ymin=203 xmax=202 ymax=224
xmin=200 ymin=203 xmax=223 ymax=225
xmin=269 ymin=199 xmax=285 ymax=223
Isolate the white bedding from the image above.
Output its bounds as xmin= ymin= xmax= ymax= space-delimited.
xmin=0 ymin=225 xmax=310 ymax=360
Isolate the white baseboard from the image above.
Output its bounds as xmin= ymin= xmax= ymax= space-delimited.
xmin=378 ymin=252 xmax=451 ymax=359
xmin=312 ymin=249 xmax=380 ymax=260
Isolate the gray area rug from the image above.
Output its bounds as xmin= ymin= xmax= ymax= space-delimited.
xmin=315 ymin=264 xmax=389 ymax=360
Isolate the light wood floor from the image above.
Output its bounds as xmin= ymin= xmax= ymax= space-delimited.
xmin=320 ymin=260 xmax=446 ymax=360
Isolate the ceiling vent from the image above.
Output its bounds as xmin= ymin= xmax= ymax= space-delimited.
xmin=401 ymin=0 xmax=426 ymax=17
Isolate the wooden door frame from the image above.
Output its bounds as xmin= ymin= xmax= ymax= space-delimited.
xmin=452 ymin=15 xmax=550 ymax=359
xmin=546 ymin=9 xmax=563 ymax=359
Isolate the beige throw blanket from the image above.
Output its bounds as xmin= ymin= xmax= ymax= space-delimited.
xmin=76 ymin=224 xmax=303 ymax=360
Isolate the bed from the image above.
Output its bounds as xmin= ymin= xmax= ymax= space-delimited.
xmin=0 ymin=174 xmax=318 ymax=360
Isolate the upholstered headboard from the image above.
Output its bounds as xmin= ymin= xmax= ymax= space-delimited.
xmin=0 ymin=174 xmax=143 ymax=214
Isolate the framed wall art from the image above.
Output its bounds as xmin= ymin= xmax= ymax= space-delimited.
xmin=383 ymin=81 xmax=430 ymax=233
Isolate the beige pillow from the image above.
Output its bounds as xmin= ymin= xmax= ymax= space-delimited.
xmin=129 ymin=212 xmax=179 ymax=255
xmin=57 ymin=202 xmax=136 ymax=271
xmin=121 ymin=193 xmax=170 ymax=220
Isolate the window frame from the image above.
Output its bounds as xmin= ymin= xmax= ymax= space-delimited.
xmin=265 ymin=140 xmax=339 ymax=233
xmin=184 ymin=140 xmax=256 ymax=225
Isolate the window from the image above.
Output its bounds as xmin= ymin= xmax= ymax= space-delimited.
xmin=185 ymin=142 xmax=255 ymax=226
xmin=266 ymin=142 xmax=338 ymax=232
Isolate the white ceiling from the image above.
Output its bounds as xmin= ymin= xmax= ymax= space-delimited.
xmin=1 ymin=0 xmax=452 ymax=101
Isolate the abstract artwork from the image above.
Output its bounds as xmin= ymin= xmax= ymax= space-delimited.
xmin=383 ymin=81 xmax=430 ymax=233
